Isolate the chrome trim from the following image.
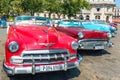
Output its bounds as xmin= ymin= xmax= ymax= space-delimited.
xmin=78 ymin=39 xmax=108 ymax=41
xmin=78 ymin=39 xmax=109 ymax=50
xmin=38 ymin=43 xmax=55 ymax=47
xmin=64 ymin=56 xmax=67 ymax=71
xmin=111 ymin=32 xmax=117 ymax=37
xmin=8 ymin=41 xmax=19 ymax=52
xmin=3 ymin=54 xmax=82 ymax=75
xmin=32 ymin=58 xmax=35 ymax=75
xmin=71 ymin=41 xmax=79 ymax=50
xmin=107 ymin=41 xmax=113 ymax=47
xmin=21 ymin=49 xmax=69 ymax=56
xmin=78 ymin=32 xmax=84 ymax=38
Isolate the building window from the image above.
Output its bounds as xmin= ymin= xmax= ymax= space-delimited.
xmin=106 ymin=16 xmax=109 ymax=22
xmin=95 ymin=15 xmax=100 ymax=19
xmin=86 ymin=15 xmax=90 ymax=20
xmin=98 ymin=0 xmax=104 ymax=1
xmin=79 ymin=15 xmax=84 ymax=20
xmin=96 ymin=7 xmax=101 ymax=12
xmin=107 ymin=6 xmax=110 ymax=12
xmin=95 ymin=16 xmax=97 ymax=19
xmin=98 ymin=16 xmax=100 ymax=19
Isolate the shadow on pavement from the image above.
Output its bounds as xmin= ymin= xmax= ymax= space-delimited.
xmin=9 ymin=68 xmax=80 ymax=80
xmin=78 ymin=49 xmax=111 ymax=56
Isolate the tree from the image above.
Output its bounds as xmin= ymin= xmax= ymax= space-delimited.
xmin=0 ymin=0 xmax=11 ymax=16
xmin=52 ymin=1 xmax=63 ymax=18
xmin=43 ymin=0 xmax=58 ymax=18
xmin=0 ymin=0 xmax=90 ymax=19
xmin=0 ymin=0 xmax=23 ymax=17
xmin=62 ymin=0 xmax=90 ymax=18
xmin=21 ymin=0 xmax=43 ymax=15
xmin=10 ymin=0 xmax=23 ymax=16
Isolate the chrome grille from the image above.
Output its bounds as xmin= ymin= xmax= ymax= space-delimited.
xmin=80 ymin=41 xmax=107 ymax=46
xmin=21 ymin=49 xmax=69 ymax=64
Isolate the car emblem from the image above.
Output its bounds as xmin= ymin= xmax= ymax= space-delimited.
xmin=39 ymin=43 xmax=55 ymax=47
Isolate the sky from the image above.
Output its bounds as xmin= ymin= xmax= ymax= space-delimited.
xmin=115 ymin=0 xmax=120 ymax=8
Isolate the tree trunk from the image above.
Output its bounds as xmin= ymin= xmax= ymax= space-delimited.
xmin=30 ymin=11 xmax=34 ymax=16
xmin=57 ymin=13 xmax=61 ymax=18
xmin=48 ymin=12 xmax=51 ymax=18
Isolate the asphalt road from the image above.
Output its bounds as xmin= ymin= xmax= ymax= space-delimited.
xmin=0 ymin=25 xmax=120 ymax=80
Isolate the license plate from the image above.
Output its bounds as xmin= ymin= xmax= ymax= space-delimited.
xmin=39 ymin=65 xmax=64 ymax=71
xmin=95 ymin=46 xmax=104 ymax=49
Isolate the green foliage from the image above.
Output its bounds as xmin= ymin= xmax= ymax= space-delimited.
xmin=10 ymin=0 xmax=23 ymax=15
xmin=21 ymin=0 xmax=43 ymax=15
xmin=0 ymin=0 xmax=90 ymax=18
xmin=43 ymin=0 xmax=63 ymax=18
xmin=62 ymin=0 xmax=90 ymax=18
xmin=0 ymin=0 xmax=11 ymax=15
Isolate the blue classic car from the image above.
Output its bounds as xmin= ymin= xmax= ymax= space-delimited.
xmin=0 ymin=16 xmax=7 ymax=28
xmin=81 ymin=20 xmax=117 ymax=37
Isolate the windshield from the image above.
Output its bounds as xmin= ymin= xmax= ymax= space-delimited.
xmin=91 ymin=20 xmax=107 ymax=24
xmin=14 ymin=16 xmax=50 ymax=26
xmin=82 ymin=21 xmax=92 ymax=24
xmin=58 ymin=20 xmax=83 ymax=27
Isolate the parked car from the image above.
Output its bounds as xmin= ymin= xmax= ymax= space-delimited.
xmin=56 ymin=20 xmax=113 ymax=50
xmin=109 ymin=22 xmax=118 ymax=30
xmin=7 ymin=16 xmax=51 ymax=33
xmin=113 ymin=19 xmax=120 ymax=23
xmin=13 ymin=16 xmax=50 ymax=25
xmin=0 ymin=16 xmax=7 ymax=28
xmin=81 ymin=20 xmax=117 ymax=37
xmin=3 ymin=16 xmax=82 ymax=76
xmin=91 ymin=20 xmax=117 ymax=30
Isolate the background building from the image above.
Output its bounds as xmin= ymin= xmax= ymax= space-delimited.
xmin=81 ymin=0 xmax=115 ymax=22
xmin=35 ymin=0 xmax=116 ymax=22
xmin=113 ymin=7 xmax=120 ymax=19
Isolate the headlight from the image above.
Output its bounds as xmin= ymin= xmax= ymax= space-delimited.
xmin=8 ymin=41 xmax=19 ymax=52
xmin=71 ymin=41 xmax=79 ymax=50
xmin=107 ymin=33 xmax=112 ymax=38
xmin=78 ymin=32 xmax=84 ymax=38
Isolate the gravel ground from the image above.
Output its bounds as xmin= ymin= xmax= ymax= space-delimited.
xmin=0 ymin=25 xmax=120 ymax=80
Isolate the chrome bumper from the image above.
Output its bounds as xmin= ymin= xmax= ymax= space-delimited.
xmin=78 ymin=39 xmax=113 ymax=50
xmin=3 ymin=54 xmax=82 ymax=75
xmin=111 ymin=31 xmax=117 ymax=37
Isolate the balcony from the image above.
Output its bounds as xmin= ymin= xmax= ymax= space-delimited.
xmin=89 ymin=1 xmax=115 ymax=5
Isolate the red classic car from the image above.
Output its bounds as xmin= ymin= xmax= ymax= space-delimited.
xmin=55 ymin=20 xmax=113 ymax=50
xmin=109 ymin=22 xmax=117 ymax=30
xmin=3 ymin=16 xmax=82 ymax=76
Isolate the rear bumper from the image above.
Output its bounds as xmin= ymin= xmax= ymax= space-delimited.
xmin=3 ymin=54 xmax=82 ymax=75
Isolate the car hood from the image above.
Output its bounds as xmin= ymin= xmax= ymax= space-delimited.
xmin=82 ymin=24 xmax=110 ymax=32
xmin=62 ymin=27 xmax=108 ymax=39
xmin=95 ymin=24 xmax=112 ymax=29
xmin=94 ymin=24 xmax=116 ymax=31
xmin=11 ymin=25 xmax=58 ymax=50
